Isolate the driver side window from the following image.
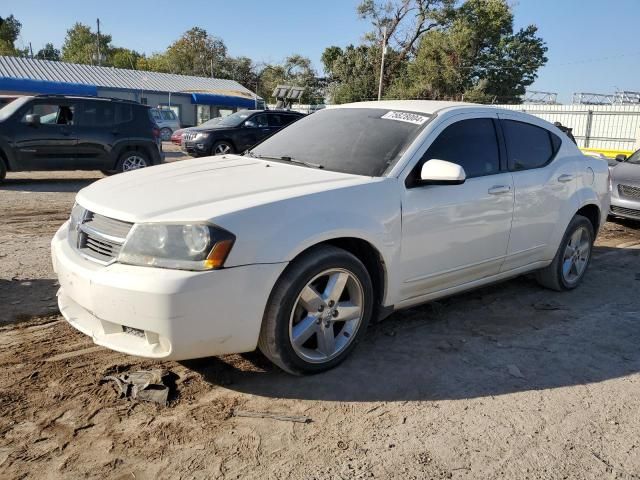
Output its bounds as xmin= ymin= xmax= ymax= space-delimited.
xmin=413 ymin=118 xmax=500 ymax=184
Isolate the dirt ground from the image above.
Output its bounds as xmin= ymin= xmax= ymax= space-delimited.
xmin=2 ymin=147 xmax=640 ymax=479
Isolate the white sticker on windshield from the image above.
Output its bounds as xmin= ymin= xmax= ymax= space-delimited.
xmin=381 ymin=111 xmax=429 ymax=125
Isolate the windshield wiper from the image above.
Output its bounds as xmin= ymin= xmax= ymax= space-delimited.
xmin=246 ymin=151 xmax=324 ymax=169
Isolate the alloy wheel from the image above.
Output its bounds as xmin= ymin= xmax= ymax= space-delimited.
xmin=562 ymin=226 xmax=591 ymax=284
xmin=289 ymin=268 xmax=364 ymax=363
xmin=121 ymin=155 xmax=148 ymax=171
xmin=214 ymin=143 xmax=231 ymax=155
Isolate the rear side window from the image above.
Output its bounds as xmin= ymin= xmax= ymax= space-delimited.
xmin=502 ymin=120 xmax=557 ymax=171
xmin=115 ymin=104 xmax=133 ymax=124
xmin=421 ymin=118 xmax=500 ymax=178
xmin=267 ymin=114 xmax=283 ymax=127
xmin=80 ymin=102 xmax=114 ymax=127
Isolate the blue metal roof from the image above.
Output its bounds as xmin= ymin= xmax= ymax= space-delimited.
xmin=190 ymin=92 xmax=256 ymax=108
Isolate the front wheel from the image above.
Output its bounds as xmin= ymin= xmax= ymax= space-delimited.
xmin=258 ymin=245 xmax=374 ymax=375
xmin=211 ymin=141 xmax=234 ymax=156
xmin=536 ymin=215 xmax=594 ymax=291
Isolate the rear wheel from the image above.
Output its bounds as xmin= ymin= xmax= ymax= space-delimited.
xmin=536 ymin=215 xmax=594 ymax=291
xmin=258 ymin=245 xmax=374 ymax=375
xmin=211 ymin=141 xmax=234 ymax=156
xmin=117 ymin=150 xmax=150 ymax=173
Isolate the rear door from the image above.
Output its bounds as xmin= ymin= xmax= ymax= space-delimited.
xmin=74 ymin=100 xmax=119 ymax=169
xmin=13 ymin=100 xmax=78 ymax=170
xmin=497 ymin=114 xmax=574 ymax=270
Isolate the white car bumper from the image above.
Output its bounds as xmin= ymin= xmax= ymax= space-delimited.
xmin=51 ymin=224 xmax=287 ymax=361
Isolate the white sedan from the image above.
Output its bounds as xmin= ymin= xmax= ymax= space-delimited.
xmin=51 ymin=100 xmax=610 ymax=375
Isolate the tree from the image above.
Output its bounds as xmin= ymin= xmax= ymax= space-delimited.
xmin=221 ymin=56 xmax=258 ymax=90
xmin=257 ymin=55 xmax=321 ymax=104
xmin=61 ymin=22 xmax=112 ymax=65
xmin=397 ymin=0 xmax=547 ymax=103
xmin=0 ymin=15 xmax=24 ymax=56
xmin=357 ymin=0 xmax=456 ymax=89
xmin=35 ymin=43 xmax=61 ymax=61
xmin=110 ymin=47 xmax=142 ymax=69
xmin=161 ymin=27 xmax=227 ymax=77
xmin=322 ymin=45 xmax=381 ymax=103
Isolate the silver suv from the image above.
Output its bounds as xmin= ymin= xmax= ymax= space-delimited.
xmin=150 ymin=108 xmax=181 ymax=141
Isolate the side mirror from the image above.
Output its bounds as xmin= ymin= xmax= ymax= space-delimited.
xmin=25 ymin=114 xmax=41 ymax=126
xmin=243 ymin=120 xmax=257 ymax=128
xmin=615 ymin=154 xmax=627 ymax=162
xmin=420 ymin=159 xmax=466 ymax=185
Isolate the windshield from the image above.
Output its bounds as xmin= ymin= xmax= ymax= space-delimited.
xmin=218 ymin=110 xmax=253 ymax=127
xmin=627 ymin=149 xmax=640 ymax=165
xmin=249 ymin=108 xmax=431 ymax=176
xmin=199 ymin=117 xmax=221 ymax=128
xmin=0 ymin=96 xmax=32 ymax=122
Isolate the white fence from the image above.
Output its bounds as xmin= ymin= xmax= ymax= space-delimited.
xmin=495 ymin=104 xmax=640 ymax=152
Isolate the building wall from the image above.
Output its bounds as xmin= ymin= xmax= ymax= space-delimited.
xmin=97 ymin=88 xmax=196 ymax=126
xmin=495 ymin=104 xmax=640 ymax=152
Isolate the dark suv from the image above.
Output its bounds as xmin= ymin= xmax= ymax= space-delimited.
xmin=0 ymin=95 xmax=163 ymax=181
xmin=182 ymin=109 xmax=304 ymax=156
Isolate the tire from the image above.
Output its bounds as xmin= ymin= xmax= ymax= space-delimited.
xmin=116 ymin=150 xmax=150 ymax=173
xmin=211 ymin=141 xmax=234 ymax=156
xmin=160 ymin=128 xmax=172 ymax=141
xmin=536 ymin=215 xmax=594 ymax=291
xmin=258 ymin=245 xmax=374 ymax=375
xmin=0 ymin=157 xmax=6 ymax=182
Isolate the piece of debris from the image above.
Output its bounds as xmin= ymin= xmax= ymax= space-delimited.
xmin=337 ymin=440 xmax=349 ymax=450
xmin=507 ymin=364 xmax=525 ymax=379
xmin=232 ymin=409 xmax=312 ymax=424
xmin=532 ymin=301 xmax=567 ymax=311
xmin=102 ymin=369 xmax=173 ymax=405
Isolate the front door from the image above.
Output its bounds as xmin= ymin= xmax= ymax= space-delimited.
xmin=399 ymin=115 xmax=514 ymax=302
xmin=14 ymin=100 xmax=78 ymax=170
xmin=238 ymin=113 xmax=270 ymax=151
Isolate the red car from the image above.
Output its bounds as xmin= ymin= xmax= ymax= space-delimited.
xmin=170 ymin=128 xmax=187 ymax=145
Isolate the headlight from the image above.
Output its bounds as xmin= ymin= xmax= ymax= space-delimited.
xmin=117 ymin=223 xmax=235 ymax=271
xmin=67 ymin=203 xmax=86 ymax=246
xmin=195 ymin=132 xmax=210 ymax=139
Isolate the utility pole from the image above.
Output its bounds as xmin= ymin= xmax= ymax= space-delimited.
xmin=377 ymin=26 xmax=387 ymax=101
xmin=96 ymin=18 xmax=102 ymax=66
xmin=29 ymin=42 xmax=33 ymax=59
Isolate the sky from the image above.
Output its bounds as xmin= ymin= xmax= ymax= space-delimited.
xmin=5 ymin=0 xmax=640 ymax=103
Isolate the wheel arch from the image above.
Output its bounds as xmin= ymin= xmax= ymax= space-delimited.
xmin=575 ymin=203 xmax=600 ymax=237
xmin=281 ymin=236 xmax=390 ymax=321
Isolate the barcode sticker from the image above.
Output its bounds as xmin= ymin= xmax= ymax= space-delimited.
xmin=381 ymin=111 xmax=429 ymax=125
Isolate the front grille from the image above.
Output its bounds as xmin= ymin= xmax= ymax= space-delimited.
xmin=618 ymin=184 xmax=640 ymax=200
xmin=183 ymin=132 xmax=196 ymax=142
xmin=611 ymin=205 xmax=640 ymax=219
xmin=72 ymin=210 xmax=133 ymax=263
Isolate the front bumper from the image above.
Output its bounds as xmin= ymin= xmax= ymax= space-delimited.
xmin=51 ymin=224 xmax=287 ymax=360
xmin=182 ymin=140 xmax=209 ymax=156
xmin=610 ymin=185 xmax=640 ymax=220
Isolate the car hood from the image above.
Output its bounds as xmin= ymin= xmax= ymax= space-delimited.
xmin=188 ymin=125 xmax=234 ymax=133
xmin=76 ymin=156 xmax=373 ymax=223
xmin=611 ymin=162 xmax=640 ymax=184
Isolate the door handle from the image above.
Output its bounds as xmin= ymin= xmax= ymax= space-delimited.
xmin=558 ymin=174 xmax=574 ymax=183
xmin=488 ymin=185 xmax=512 ymax=195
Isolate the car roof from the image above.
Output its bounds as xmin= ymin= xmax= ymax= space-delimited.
xmin=32 ymin=94 xmax=143 ymax=106
xmin=329 ymin=100 xmax=479 ymax=115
